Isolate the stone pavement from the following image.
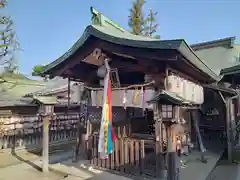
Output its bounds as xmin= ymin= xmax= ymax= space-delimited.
xmin=49 ymin=159 xmax=135 ymax=180
xmin=0 ymin=150 xmax=133 ymax=180
xmin=49 ymin=150 xmax=222 ymax=180
xmin=0 ymin=140 xmax=75 ymax=168
xmin=0 ymin=164 xmax=63 ymax=180
xmin=180 ymin=149 xmax=223 ymax=180
xmin=0 ymin=150 xmax=74 ymax=180
xmin=0 ymin=150 xmax=40 ymax=168
xmin=1 ymin=148 xmax=233 ymax=180
xmin=206 ymin=161 xmax=240 ymax=180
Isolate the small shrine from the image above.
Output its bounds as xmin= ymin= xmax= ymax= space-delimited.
xmin=39 ymin=7 xmax=226 ymax=180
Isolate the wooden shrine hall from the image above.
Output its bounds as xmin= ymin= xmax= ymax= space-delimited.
xmin=39 ymin=7 xmax=238 ymax=180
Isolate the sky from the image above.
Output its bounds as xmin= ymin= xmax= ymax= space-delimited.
xmin=5 ymin=0 xmax=240 ymax=76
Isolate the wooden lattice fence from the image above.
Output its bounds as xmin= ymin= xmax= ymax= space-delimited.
xmin=88 ymin=134 xmax=163 ymax=178
xmin=0 ymin=112 xmax=85 ymax=151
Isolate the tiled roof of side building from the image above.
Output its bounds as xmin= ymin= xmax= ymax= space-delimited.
xmin=191 ymin=37 xmax=235 ymax=51
xmin=220 ymin=63 xmax=240 ymax=76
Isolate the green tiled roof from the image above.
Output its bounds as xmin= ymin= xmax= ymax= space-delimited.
xmin=0 ymin=74 xmax=47 ymax=107
xmin=41 ymin=7 xmax=220 ymax=82
xmin=0 ymin=77 xmax=46 ymax=98
xmin=32 ymin=96 xmax=57 ymax=105
xmin=0 ymin=95 xmax=34 ymax=107
xmin=220 ymin=64 xmax=240 ymax=76
xmin=191 ymin=37 xmax=235 ymax=51
xmin=191 ymin=37 xmax=238 ymax=76
xmin=148 ymin=90 xmax=190 ymax=105
xmin=203 ymin=84 xmax=237 ymax=96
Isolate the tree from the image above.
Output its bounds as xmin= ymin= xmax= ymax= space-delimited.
xmin=32 ymin=64 xmax=45 ymax=76
xmin=128 ymin=0 xmax=146 ymax=35
xmin=0 ymin=0 xmax=19 ymax=72
xmin=144 ymin=8 xmax=160 ymax=39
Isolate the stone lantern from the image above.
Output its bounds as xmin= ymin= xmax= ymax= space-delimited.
xmin=148 ymin=90 xmax=184 ymax=180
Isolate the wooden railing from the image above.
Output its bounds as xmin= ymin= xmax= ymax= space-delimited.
xmin=88 ymin=134 xmax=164 ymax=178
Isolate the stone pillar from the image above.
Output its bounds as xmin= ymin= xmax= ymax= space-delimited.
xmin=42 ymin=115 xmax=50 ymax=172
xmin=41 ymin=104 xmax=54 ymax=173
xmin=154 ymin=103 xmax=166 ymax=179
xmin=167 ymin=106 xmax=180 ymax=180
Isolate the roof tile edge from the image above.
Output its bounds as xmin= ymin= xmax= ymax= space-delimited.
xmin=191 ymin=37 xmax=236 ymax=51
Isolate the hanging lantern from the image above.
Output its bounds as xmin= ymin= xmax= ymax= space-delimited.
xmin=97 ymin=65 xmax=107 ymax=78
xmin=161 ymin=104 xmax=174 ymax=119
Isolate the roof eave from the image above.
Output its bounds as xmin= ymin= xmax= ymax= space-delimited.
xmin=41 ymin=27 xmax=92 ymax=75
xmin=41 ymin=25 xmax=219 ymax=83
xmin=178 ymin=41 xmax=220 ymax=82
xmin=203 ymin=84 xmax=237 ymax=96
xmin=191 ymin=37 xmax=236 ymax=51
xmin=220 ymin=64 xmax=240 ymax=76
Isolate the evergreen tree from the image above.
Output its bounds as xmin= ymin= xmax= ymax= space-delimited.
xmin=128 ymin=0 xmax=146 ymax=35
xmin=145 ymin=8 xmax=160 ymax=39
xmin=0 ymin=0 xmax=19 ymax=72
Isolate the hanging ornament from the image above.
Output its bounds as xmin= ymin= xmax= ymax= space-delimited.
xmin=141 ymin=87 xmax=145 ymax=115
xmin=132 ymin=87 xmax=140 ymax=106
xmin=97 ymin=91 xmax=103 ymax=107
xmin=95 ymin=91 xmax=99 ymax=108
xmin=122 ymin=90 xmax=127 ymax=109
xmin=112 ymin=90 xmax=118 ymax=107
xmin=90 ymin=90 xmax=94 ymax=106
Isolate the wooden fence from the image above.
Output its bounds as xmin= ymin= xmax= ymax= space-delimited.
xmin=88 ymin=134 xmax=164 ymax=178
xmin=0 ymin=112 xmax=84 ymax=151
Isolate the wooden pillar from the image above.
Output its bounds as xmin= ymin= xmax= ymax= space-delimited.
xmin=226 ymin=98 xmax=233 ymax=162
xmin=42 ymin=115 xmax=50 ymax=172
xmin=68 ymin=77 xmax=71 ymax=108
xmin=191 ymin=110 xmax=206 ymax=162
xmin=74 ymin=86 xmax=85 ymax=161
xmin=230 ymin=99 xmax=236 ymax=146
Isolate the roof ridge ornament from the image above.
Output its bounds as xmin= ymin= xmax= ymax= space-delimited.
xmin=90 ymin=6 xmax=126 ymax=32
xmin=91 ymin=7 xmax=102 ymax=26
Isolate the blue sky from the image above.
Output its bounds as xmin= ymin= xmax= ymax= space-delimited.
xmin=6 ymin=0 xmax=240 ymax=76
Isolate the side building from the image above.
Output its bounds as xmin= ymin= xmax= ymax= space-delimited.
xmin=191 ymin=37 xmax=240 ymax=76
